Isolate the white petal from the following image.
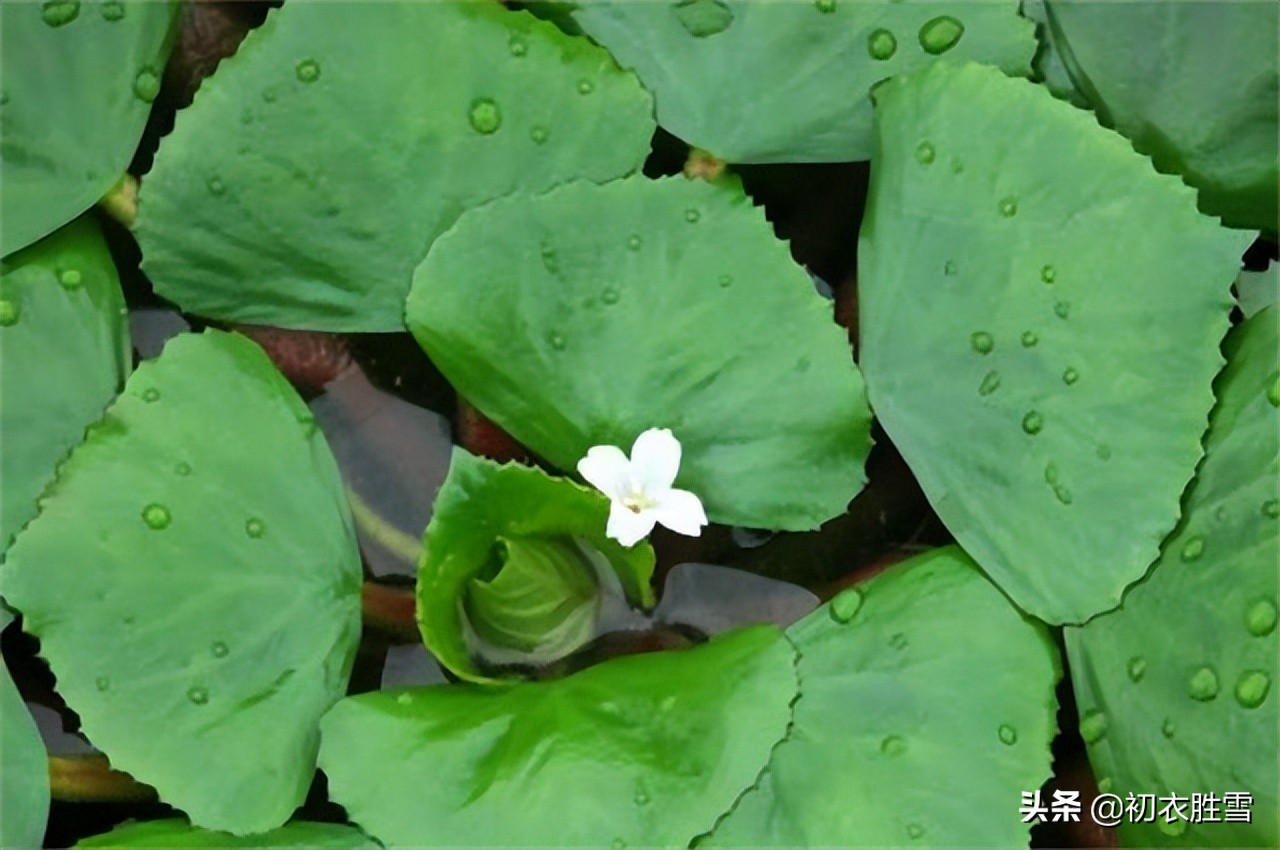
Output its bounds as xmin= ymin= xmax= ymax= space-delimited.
xmin=650 ymin=488 xmax=708 ymax=538
xmin=629 ymin=427 xmax=682 ymax=491
xmin=577 ymin=445 xmax=632 ymax=500
xmin=606 ymin=502 xmax=657 ymax=547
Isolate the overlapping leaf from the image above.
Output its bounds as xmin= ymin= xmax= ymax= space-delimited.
xmin=1065 ymin=307 xmax=1279 ymax=848
xmin=1 ymin=611 xmax=49 ymax=850
xmin=137 ymin=0 xmax=655 ymax=331
xmin=0 ymin=331 xmax=362 ymax=834
xmin=858 ymin=61 xmax=1252 ymax=623
xmin=75 ymin=819 xmax=379 ymax=849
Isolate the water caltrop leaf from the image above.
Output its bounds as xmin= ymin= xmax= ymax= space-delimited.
xmin=0 ymin=215 xmax=131 ymax=552
xmin=75 ymin=819 xmax=380 ymax=849
xmin=136 ymin=0 xmax=655 ymax=332
xmin=1043 ymin=0 xmax=1279 ymax=231
xmin=418 ymin=450 xmax=656 ymax=683
xmin=0 ymin=0 xmax=179 ymax=254
xmin=1065 ymin=307 xmax=1279 ymax=848
xmin=555 ymin=0 xmax=1035 ymax=162
xmin=408 ymin=176 xmax=872 ymax=531
xmin=858 ymin=62 xmax=1252 ymax=624
xmin=1 ymin=610 xmax=50 ymax=850
xmin=0 ymin=331 xmax=363 ymax=835
xmin=706 ymin=547 xmax=1059 ymax=847
xmin=318 ymin=625 xmax=797 ymax=848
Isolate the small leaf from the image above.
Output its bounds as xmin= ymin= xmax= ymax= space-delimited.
xmin=318 ymin=625 xmax=798 ymax=848
xmin=417 ymin=450 xmax=654 ymax=683
xmin=0 ymin=0 xmax=179 ymax=254
xmin=0 ymin=331 xmax=363 ymax=834
xmin=75 ymin=819 xmax=379 ymax=848
xmin=1 ymin=215 xmax=130 ymax=552
xmin=1 ymin=610 xmax=50 ymax=850
xmin=408 ymin=176 xmax=872 ymax=531
xmin=706 ymin=546 xmax=1060 ymax=847
xmin=136 ymin=0 xmax=654 ymax=331
xmin=1065 ymin=307 xmax=1279 ymax=848
xmin=858 ymin=61 xmax=1253 ymax=623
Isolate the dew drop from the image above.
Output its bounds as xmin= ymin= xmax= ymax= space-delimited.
xmin=1263 ymin=499 xmax=1279 ymax=519
xmin=1161 ymin=717 xmax=1176 ymax=738
xmin=1063 ymin=367 xmax=1080 ymax=386
xmin=1053 ymin=484 xmax=1073 ymax=505
xmin=211 ymin=641 xmax=229 ymax=658
xmin=1127 ymin=656 xmax=1146 ymax=683
xmin=950 ymin=157 xmax=964 ymax=174
xmin=396 ymin=692 xmax=413 ymax=706
xmin=970 ymin=331 xmax=994 ymax=354
xmin=1053 ymin=301 xmax=1070 ymax=319
xmin=548 ymin=331 xmax=566 ymax=351
xmin=1096 ymin=443 xmax=1111 ymax=460
xmin=175 ymin=461 xmax=192 ymax=476
xmin=997 ymin=196 xmax=1018 ymax=218
xmin=95 ymin=675 xmax=110 ymax=692
xmin=880 ymin=735 xmax=906 ymax=756
xmin=915 ymin=141 xmax=935 ymax=165
xmin=1244 ymin=598 xmax=1277 ymax=636
xmin=998 ymin=724 xmax=1017 ymax=745
xmin=919 ymin=15 xmax=964 ymax=53
xmin=634 ymin=787 xmax=650 ymax=806
xmin=1234 ymin=670 xmax=1271 ymax=708
xmin=58 ymin=269 xmax=83 ymax=289
xmin=943 ymin=259 xmax=957 ymax=276
xmin=889 ymin=632 xmax=908 ymax=650
xmin=626 ymin=234 xmax=642 ymax=251
xmin=132 ymin=67 xmax=160 ymax=103
xmin=1097 ymin=776 xmax=1113 ymax=793
xmin=468 ymin=97 xmax=501 ymax=135
xmin=187 ymin=686 xmax=209 ymax=705
xmin=978 ymin=370 xmax=1001 ymax=396
xmin=1156 ymin=817 xmax=1187 ymax=838
xmin=829 ymin=588 xmax=863 ymax=623
xmin=577 ymin=79 xmax=595 ymax=95
xmin=529 ymin=125 xmax=548 ymax=145
xmin=1021 ymin=411 xmax=1043 ymax=435
xmin=295 ymin=59 xmax=321 ymax=83
xmin=207 ymin=176 xmax=226 ymax=196
xmin=1040 ymin=265 xmax=1056 ymax=284
xmin=1179 ymin=535 xmax=1204 ymax=562
xmin=611 ymin=840 xmax=626 ymax=850
xmin=141 ymin=503 xmax=171 ymax=530
xmin=867 ymin=28 xmax=897 ymax=61
xmin=673 ymin=0 xmax=734 ymax=37
xmin=602 ymin=287 xmax=620 ymax=305
xmin=718 ymin=274 xmax=732 ymax=288
xmin=684 ymin=208 xmax=701 ymax=223
xmin=0 ymin=301 xmax=18 ymax=328
xmin=1044 ymin=463 xmax=1059 ymax=485
xmin=101 ymin=1 xmax=124 ymax=21
xmin=1268 ymin=374 xmax=1279 ymax=407
xmin=1078 ymin=708 xmax=1107 ymax=744
xmin=814 ymin=0 xmax=836 ymax=13
xmin=142 ymin=387 xmax=160 ymax=403
xmin=245 ymin=518 xmax=266 ymax=539
xmin=1020 ymin=330 xmax=1038 ymax=347
xmin=1188 ymin=666 xmax=1219 ymax=701
xmin=41 ymin=0 xmax=80 ymax=28
xmin=508 ymin=36 xmax=527 ymax=57
xmin=906 ymin=824 xmax=924 ymax=840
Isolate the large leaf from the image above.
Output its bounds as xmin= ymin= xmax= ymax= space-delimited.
xmin=418 ymin=450 xmax=656 ymax=683
xmin=1065 ymin=307 xmax=1279 ymax=848
xmin=706 ymin=546 xmax=1059 ymax=847
xmin=136 ymin=0 xmax=655 ymax=331
xmin=1 ymin=610 xmax=49 ymax=850
xmin=408 ymin=176 xmax=872 ymax=531
xmin=76 ymin=819 xmax=379 ymax=849
xmin=858 ymin=61 xmax=1252 ymax=624
xmin=318 ymin=625 xmax=797 ymax=848
xmin=554 ymin=0 xmax=1035 ymax=163
xmin=1044 ymin=0 xmax=1279 ymax=231
xmin=1 ymin=215 xmax=130 ymax=551
xmin=0 ymin=331 xmax=362 ymax=834
xmin=0 ymin=0 xmax=178 ymax=254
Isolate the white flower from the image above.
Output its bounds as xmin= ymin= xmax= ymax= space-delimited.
xmin=577 ymin=428 xmax=708 ymax=547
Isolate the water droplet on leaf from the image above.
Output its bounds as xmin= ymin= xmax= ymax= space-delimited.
xmin=548 ymin=331 xmax=566 ymax=351
xmin=998 ymin=724 xmax=1017 ymax=745
xmin=1021 ymin=411 xmax=1043 ymax=435
xmin=867 ymin=28 xmax=897 ymax=60
xmin=58 ymin=269 xmax=83 ymax=289
xmin=95 ymin=675 xmax=110 ymax=692
xmin=1180 ymin=535 xmax=1204 ymax=562
xmin=970 ymin=331 xmax=993 ymax=354
xmin=468 ymin=98 xmax=501 ymax=134
xmin=0 ymin=301 xmax=18 ymax=327
xmin=1188 ymin=666 xmax=1219 ymax=701
xmin=175 ymin=462 xmax=192 ymax=476
xmin=1156 ymin=817 xmax=1187 ymax=838
xmin=626 ymin=234 xmax=642 ymax=251
xmin=1079 ymin=708 xmax=1107 ymax=744
xmin=673 ymin=0 xmax=734 ymax=37
xmin=602 ymin=287 xmax=619 ymax=305
xmin=978 ymin=370 xmax=1001 ymax=396
xmin=919 ymin=15 xmax=964 ymax=54
xmin=906 ymin=824 xmax=924 ymax=840
xmin=1020 ymin=330 xmax=1038 ymax=347
xmin=41 ymin=1 xmax=80 ymax=28
xmin=577 ymin=79 xmax=594 ymax=95
xmin=529 ymin=125 xmax=548 ymax=144
xmin=718 ymin=274 xmax=732 ymax=288
xmin=187 ymin=686 xmax=209 ymax=705
xmin=943 ymin=260 xmax=957 ymax=276
xmin=141 ymin=503 xmax=171 ymax=529
xmin=1244 ymin=598 xmax=1277 ymax=636
xmin=508 ymin=36 xmax=527 ymax=56
xmin=211 ymin=641 xmax=229 ymax=658
xmin=295 ymin=59 xmax=321 ymax=83
xmin=880 ymin=735 xmax=906 ymax=756
xmin=829 ymin=588 xmax=863 ymax=623
xmin=684 ymin=208 xmax=700 ymax=223
xmin=1262 ymin=499 xmax=1279 ymax=519
xmin=1234 ymin=670 xmax=1271 ymax=708
xmin=133 ymin=67 xmax=160 ymax=103
xmin=1063 ymin=367 xmax=1080 ymax=386
xmin=1040 ymin=265 xmax=1056 ymax=284
xmin=1161 ymin=717 xmax=1175 ymax=738
xmin=889 ymin=632 xmax=907 ymax=650
xmin=142 ymin=387 xmax=160 ymax=403
xmin=915 ymin=141 xmax=935 ymax=165
xmin=396 ymin=692 xmax=412 ymax=706
xmin=207 ymin=176 xmax=225 ymax=196
xmin=101 ymin=1 xmax=124 ymax=21
xmin=245 ymin=518 xmax=265 ymax=539
xmin=998 ymin=196 xmax=1018 ymax=217
xmin=1127 ymin=656 xmax=1146 ymax=683
xmin=815 ymin=0 xmax=836 ymax=12
xmin=1054 ymin=301 xmax=1070 ymax=319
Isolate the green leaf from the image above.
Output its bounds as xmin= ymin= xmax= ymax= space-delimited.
xmin=0 ymin=0 xmax=178 ymax=255
xmin=135 ymin=0 xmax=655 ymax=332
xmin=318 ymin=625 xmax=798 ymax=848
xmin=418 ymin=450 xmax=655 ymax=683
xmin=466 ymin=535 xmax=600 ymax=654
xmin=75 ymin=819 xmax=380 ymax=849
xmin=1 ymin=610 xmax=49 ymax=850
xmin=706 ymin=546 xmax=1060 ymax=847
xmin=408 ymin=176 xmax=872 ymax=531
xmin=1065 ymin=307 xmax=1279 ymax=848
xmin=1 ymin=215 xmax=130 ymax=552
xmin=554 ymin=0 xmax=1035 ymax=162
xmin=858 ymin=61 xmax=1252 ymax=624
xmin=0 ymin=331 xmax=363 ymax=835
xmin=1044 ymin=0 xmax=1279 ymax=232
